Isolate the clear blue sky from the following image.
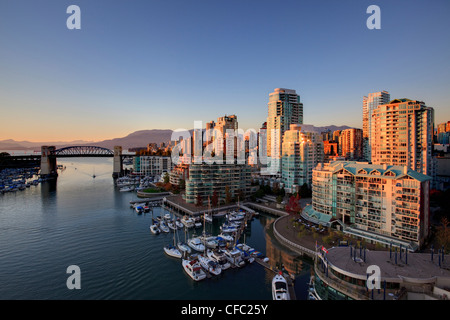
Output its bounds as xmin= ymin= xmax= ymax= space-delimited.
xmin=1 ymin=0 xmax=449 ymax=141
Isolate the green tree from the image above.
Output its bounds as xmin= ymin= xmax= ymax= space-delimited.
xmin=163 ymin=172 xmax=169 ymax=184
xmin=276 ymin=195 xmax=283 ymax=204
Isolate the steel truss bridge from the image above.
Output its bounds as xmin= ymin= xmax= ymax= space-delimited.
xmin=52 ymin=146 xmax=115 ymax=157
xmin=1 ymin=146 xmax=136 ymax=170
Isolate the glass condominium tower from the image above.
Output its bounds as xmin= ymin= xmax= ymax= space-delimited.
xmin=363 ymin=91 xmax=390 ymax=161
xmin=266 ymin=88 xmax=303 ymax=175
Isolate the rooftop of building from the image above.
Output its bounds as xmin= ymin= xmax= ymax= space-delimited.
xmin=324 ymin=246 xmax=450 ymax=282
xmin=315 ymin=161 xmax=432 ymax=183
xmin=271 ymin=88 xmax=297 ymax=95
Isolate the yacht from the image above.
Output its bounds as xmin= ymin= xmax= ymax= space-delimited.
xmin=181 ymin=216 xmax=195 ymax=228
xmin=198 ymin=254 xmax=222 ymax=276
xmin=207 ymin=249 xmax=231 ymax=270
xmin=119 ymin=186 xmax=134 ymax=192
xmin=201 ymin=235 xmax=218 ymax=249
xmin=220 ymin=224 xmax=238 ymax=233
xmin=175 ymin=219 xmax=184 ymax=229
xmin=188 ymin=237 xmax=205 ymax=252
xmin=272 ymin=272 xmax=290 ymax=300
xmin=236 ymin=243 xmax=255 ymax=264
xmin=194 ymin=217 xmax=202 ymax=229
xmin=177 ymin=242 xmax=192 ymax=255
xmin=217 ymin=233 xmax=234 ymax=242
xmin=159 ymin=221 xmax=170 ymax=233
xmin=224 ymin=248 xmax=245 ymax=268
xmin=182 ymin=258 xmax=206 ymax=281
xmin=227 ymin=212 xmax=245 ymax=222
xmin=167 ymin=220 xmax=177 ymax=231
xmin=150 ymin=223 xmax=160 ymax=235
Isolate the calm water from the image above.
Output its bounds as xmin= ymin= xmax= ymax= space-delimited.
xmin=0 ymin=157 xmax=311 ymax=300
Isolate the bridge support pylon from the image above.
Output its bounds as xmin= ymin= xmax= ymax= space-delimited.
xmin=40 ymin=146 xmax=58 ymax=178
xmin=112 ymin=146 xmax=123 ymax=178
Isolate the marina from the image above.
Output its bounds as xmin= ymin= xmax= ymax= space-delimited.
xmin=0 ymin=157 xmax=312 ymax=300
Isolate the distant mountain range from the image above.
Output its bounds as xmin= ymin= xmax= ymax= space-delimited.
xmin=0 ymin=125 xmax=355 ymax=151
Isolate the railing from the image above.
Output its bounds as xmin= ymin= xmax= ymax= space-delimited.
xmin=272 ymin=216 xmax=317 ymax=258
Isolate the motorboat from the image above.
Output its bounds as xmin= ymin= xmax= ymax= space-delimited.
xmin=182 ymin=258 xmax=206 ymax=281
xmin=272 ymin=272 xmax=290 ymax=300
xmin=194 ymin=218 xmax=202 ymax=228
xmin=150 ymin=224 xmax=160 ymax=235
xmin=206 ymin=249 xmax=231 ymax=270
xmin=188 ymin=237 xmax=205 ymax=252
xmin=159 ymin=221 xmax=170 ymax=233
xmin=198 ymin=254 xmax=222 ymax=276
xmin=220 ymin=225 xmax=238 ymax=233
xmin=217 ymin=233 xmax=234 ymax=242
xmin=164 ymin=244 xmax=182 ymax=259
xmin=167 ymin=220 xmax=177 ymax=231
xmin=181 ymin=216 xmax=195 ymax=228
xmin=119 ymin=186 xmax=134 ymax=192
xmin=236 ymin=243 xmax=255 ymax=264
xmin=224 ymin=248 xmax=245 ymax=268
xmin=227 ymin=212 xmax=245 ymax=221
xmin=177 ymin=242 xmax=192 ymax=255
xmin=175 ymin=219 xmax=184 ymax=229
xmin=201 ymin=235 xmax=218 ymax=249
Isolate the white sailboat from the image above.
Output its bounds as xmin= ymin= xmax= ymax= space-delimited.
xmin=177 ymin=222 xmax=191 ymax=255
xmin=164 ymin=223 xmax=182 ymax=259
xmin=164 ymin=244 xmax=182 ymax=258
xmin=150 ymin=218 xmax=160 ymax=234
